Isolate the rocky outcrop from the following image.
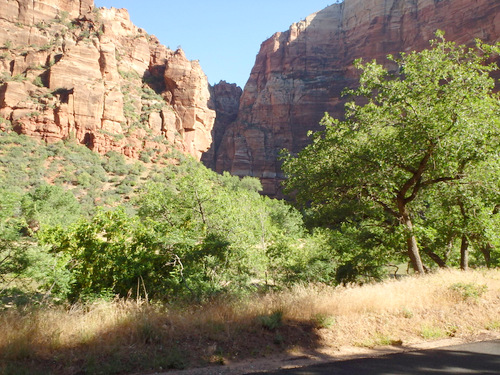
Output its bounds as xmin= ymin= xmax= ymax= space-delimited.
xmin=212 ymin=0 xmax=500 ymax=196
xmin=0 ymin=0 xmax=215 ymax=161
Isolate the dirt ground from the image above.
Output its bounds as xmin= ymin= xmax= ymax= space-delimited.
xmin=159 ymin=331 xmax=500 ymax=375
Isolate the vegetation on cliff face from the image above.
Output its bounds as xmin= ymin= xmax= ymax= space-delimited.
xmin=283 ymin=34 xmax=500 ymax=278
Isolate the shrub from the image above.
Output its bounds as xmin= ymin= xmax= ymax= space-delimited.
xmin=32 ymin=76 xmax=44 ymax=87
xmin=313 ymin=313 xmax=336 ymax=329
xmin=450 ymin=282 xmax=488 ymax=302
xmin=3 ymin=40 xmax=13 ymax=50
xmin=258 ymin=310 xmax=283 ymax=331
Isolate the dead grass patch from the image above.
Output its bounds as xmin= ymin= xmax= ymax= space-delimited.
xmin=1 ymin=269 xmax=499 ymax=374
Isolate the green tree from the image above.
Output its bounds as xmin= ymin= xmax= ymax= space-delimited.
xmin=415 ymin=158 xmax=500 ymax=269
xmin=0 ymin=189 xmax=29 ymax=288
xmin=40 ymin=207 xmax=174 ymax=300
xmin=283 ymin=33 xmax=500 ymax=273
xmin=21 ymin=184 xmax=82 ymax=232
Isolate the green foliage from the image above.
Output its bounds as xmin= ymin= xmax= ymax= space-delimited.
xmin=258 ymin=310 xmax=283 ymax=331
xmin=35 ymin=22 xmax=48 ymax=31
xmin=3 ymin=40 xmax=13 ymax=50
xmin=40 ymin=208 xmax=165 ymax=300
xmin=283 ymin=33 xmax=500 ymax=274
xmin=450 ymin=282 xmax=488 ymax=302
xmin=313 ymin=313 xmax=336 ymax=329
xmin=0 ymin=187 xmax=73 ymax=301
xmin=22 ymin=184 xmax=81 ymax=231
xmin=102 ymin=151 xmax=131 ymax=175
xmin=119 ymin=69 xmax=141 ymax=81
xmin=55 ymin=11 xmax=69 ymax=24
xmin=38 ymin=43 xmax=52 ymax=52
xmin=0 ymin=129 xmax=332 ymax=303
xmin=420 ymin=325 xmax=446 ymax=340
xmin=79 ymin=30 xmax=90 ymax=39
xmin=32 ymin=76 xmax=44 ymax=87
xmin=29 ymin=155 xmax=315 ymax=301
xmin=0 ymin=190 xmax=29 ymax=286
xmin=140 ymin=86 xmax=164 ymax=101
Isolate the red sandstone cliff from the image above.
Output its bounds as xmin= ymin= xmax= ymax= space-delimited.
xmin=212 ymin=0 xmax=500 ymax=196
xmin=0 ymin=0 xmax=216 ymax=160
xmin=202 ymin=81 xmax=242 ymax=170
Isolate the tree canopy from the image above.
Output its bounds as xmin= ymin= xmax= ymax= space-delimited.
xmin=283 ymin=33 xmax=500 ymax=273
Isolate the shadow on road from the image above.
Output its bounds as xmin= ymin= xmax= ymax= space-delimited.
xmin=250 ymin=340 xmax=500 ymax=374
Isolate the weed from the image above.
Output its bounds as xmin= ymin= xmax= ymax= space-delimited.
xmin=3 ymin=40 xmax=13 ymax=50
xmin=79 ymin=30 xmax=90 ymax=39
xmin=401 ymin=307 xmax=414 ymax=319
xmin=136 ymin=318 xmax=163 ymax=344
xmin=450 ymin=282 xmax=487 ymax=302
xmin=273 ymin=332 xmax=284 ymax=345
xmin=421 ymin=324 xmax=445 ymax=340
xmin=358 ymin=333 xmax=402 ymax=348
xmin=445 ymin=324 xmax=458 ymax=337
xmin=38 ymin=43 xmax=52 ymax=52
xmin=35 ymin=22 xmax=47 ymax=30
xmin=162 ymin=346 xmax=188 ymax=370
xmin=11 ymin=74 xmax=27 ymax=82
xmin=258 ymin=310 xmax=283 ymax=331
xmin=27 ymin=111 xmax=41 ymax=118
xmin=118 ymin=69 xmax=141 ymax=81
xmin=0 ymin=116 xmax=12 ymax=128
xmin=32 ymin=76 xmax=44 ymax=88
xmin=485 ymin=321 xmax=500 ymax=331
xmin=313 ymin=313 xmax=336 ymax=329
xmin=0 ymin=269 xmax=499 ymax=374
xmin=55 ymin=11 xmax=69 ymax=24
xmin=46 ymin=59 xmax=56 ymax=68
xmin=139 ymin=150 xmax=153 ymax=163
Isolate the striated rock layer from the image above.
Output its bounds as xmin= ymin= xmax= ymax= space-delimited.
xmin=212 ymin=0 xmax=500 ymax=196
xmin=0 ymin=0 xmax=216 ymax=160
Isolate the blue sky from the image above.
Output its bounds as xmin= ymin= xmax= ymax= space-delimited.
xmin=93 ymin=1 xmax=334 ymax=88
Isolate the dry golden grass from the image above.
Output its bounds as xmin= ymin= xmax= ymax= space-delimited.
xmin=1 ymin=269 xmax=499 ymax=374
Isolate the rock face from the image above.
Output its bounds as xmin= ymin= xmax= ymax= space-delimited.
xmin=212 ymin=0 xmax=500 ymax=196
xmin=0 ymin=0 xmax=215 ymax=161
xmin=202 ymin=81 xmax=242 ymax=169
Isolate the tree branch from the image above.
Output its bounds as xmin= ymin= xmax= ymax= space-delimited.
xmin=371 ymin=197 xmax=400 ymax=219
xmin=398 ymin=143 xmax=435 ymax=204
xmin=420 ymin=175 xmax=463 ymax=187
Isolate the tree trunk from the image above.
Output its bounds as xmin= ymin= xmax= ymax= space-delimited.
xmin=423 ymin=249 xmax=449 ymax=268
xmin=480 ymin=242 xmax=492 ymax=268
xmin=399 ymin=206 xmax=425 ymax=274
xmin=460 ymin=235 xmax=469 ymax=271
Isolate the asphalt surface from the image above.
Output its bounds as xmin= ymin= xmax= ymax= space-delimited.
xmin=248 ymin=339 xmax=500 ymax=374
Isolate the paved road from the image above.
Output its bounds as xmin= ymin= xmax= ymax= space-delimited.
xmin=248 ymin=340 xmax=500 ymax=374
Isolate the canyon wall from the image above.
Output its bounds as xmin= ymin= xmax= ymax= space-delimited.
xmin=0 ymin=0 xmax=217 ymax=160
xmin=211 ymin=0 xmax=500 ymax=196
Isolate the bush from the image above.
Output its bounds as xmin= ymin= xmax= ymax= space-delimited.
xmin=258 ymin=310 xmax=283 ymax=331
xmin=450 ymin=282 xmax=488 ymax=302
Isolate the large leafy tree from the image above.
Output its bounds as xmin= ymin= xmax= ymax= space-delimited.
xmin=283 ymin=33 xmax=500 ymax=273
